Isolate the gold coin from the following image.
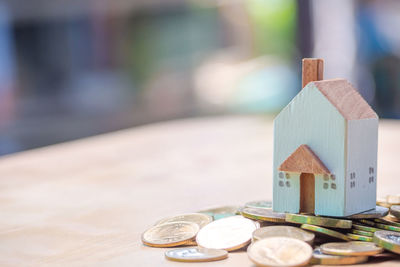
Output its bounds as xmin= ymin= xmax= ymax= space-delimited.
xmin=347 ymin=233 xmax=373 ymax=242
xmin=142 ymin=221 xmax=199 ymax=248
xmin=346 ymin=206 xmax=388 ymax=219
xmin=300 ymin=224 xmax=350 ymax=241
xmin=375 ymin=222 xmax=400 ymax=232
xmin=165 ymin=247 xmax=228 ymax=262
xmin=358 ymin=219 xmax=375 ymax=226
xmin=352 ymin=223 xmax=381 ymax=233
xmin=359 ymin=217 xmax=400 ymax=229
xmin=196 ymin=215 xmax=257 ymax=251
xmin=376 ymin=215 xmax=400 ymax=226
xmin=183 ymin=239 xmax=197 ymax=246
xmin=286 ymin=214 xmax=352 ymax=229
xmin=320 ymin=241 xmax=383 ymax=256
xmin=247 ymin=237 xmax=312 ymax=267
xmin=242 ymin=207 xmax=286 ymax=223
xmin=310 ymin=247 xmax=368 ymax=265
xmin=377 ymin=197 xmax=391 ymax=208
xmin=373 ymin=230 xmax=400 ymax=254
xmin=387 ymin=194 xmax=400 ymax=205
xmin=155 ymin=213 xmax=213 ymax=228
xmin=245 ymin=200 xmax=273 ymax=209
xmin=252 ymin=226 xmax=314 ymax=245
xmin=198 ymin=206 xmax=240 ymax=220
xmin=390 ymin=205 xmax=400 ymax=219
xmin=351 ymin=229 xmax=374 ymax=237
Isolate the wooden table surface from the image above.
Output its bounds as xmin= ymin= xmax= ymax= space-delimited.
xmin=1 ymin=115 xmax=400 ymax=266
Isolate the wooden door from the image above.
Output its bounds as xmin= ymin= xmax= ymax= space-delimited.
xmin=300 ymin=173 xmax=315 ymax=214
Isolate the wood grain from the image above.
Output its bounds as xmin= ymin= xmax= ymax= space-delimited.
xmin=345 ymin=118 xmax=378 ymax=215
xmin=302 ymin=58 xmax=323 ymax=88
xmin=278 ymin=144 xmax=330 ymax=174
xmin=314 ymin=79 xmax=377 ymax=120
xmin=0 ymin=115 xmax=399 ymax=266
xmin=300 ymin=173 xmax=315 ymax=214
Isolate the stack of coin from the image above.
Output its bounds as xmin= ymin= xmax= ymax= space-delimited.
xmin=142 ymin=221 xmax=199 ymax=248
xmin=390 ymin=205 xmax=400 ymax=220
xmin=245 ymin=200 xmax=273 ymax=209
xmin=141 ymin=199 xmax=400 ymax=265
xmin=142 ymin=213 xmax=212 ymax=248
xmin=373 ymin=230 xmax=400 ymax=254
xmin=242 ymin=207 xmax=286 ymax=223
xmin=377 ymin=195 xmax=400 ymax=208
xmin=198 ymin=206 xmax=241 ymax=220
xmin=320 ymin=241 xmax=383 ymax=256
xmin=387 ymin=195 xmax=400 ymax=205
xmin=311 ymin=247 xmax=368 ymax=265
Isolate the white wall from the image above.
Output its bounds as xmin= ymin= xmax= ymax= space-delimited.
xmin=345 ymin=118 xmax=378 ymax=215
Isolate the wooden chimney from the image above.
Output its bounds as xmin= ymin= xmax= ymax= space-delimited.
xmin=302 ymin=58 xmax=324 ymax=88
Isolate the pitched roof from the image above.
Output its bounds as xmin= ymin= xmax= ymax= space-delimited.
xmin=310 ymin=79 xmax=378 ymax=120
xmin=278 ymin=144 xmax=330 ymax=174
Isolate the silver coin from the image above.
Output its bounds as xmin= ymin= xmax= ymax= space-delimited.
xmin=373 ymin=230 xmax=400 ymax=254
xmin=321 ymin=241 xmax=383 ymax=256
xmin=245 ymin=200 xmax=273 ymax=209
xmin=248 ymin=237 xmax=312 ymax=267
xmin=165 ymin=247 xmax=228 ymax=262
xmin=196 ymin=215 xmax=257 ymax=251
xmin=198 ymin=206 xmax=240 ymax=220
xmin=155 ymin=213 xmax=212 ymax=228
xmin=390 ymin=205 xmax=400 ymax=219
xmin=142 ymin=221 xmax=199 ymax=247
xmin=253 ymin=226 xmax=314 ymax=245
xmin=311 ymin=247 xmax=368 ymax=265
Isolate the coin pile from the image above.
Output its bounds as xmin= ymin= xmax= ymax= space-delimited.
xmin=141 ymin=200 xmax=400 ymax=265
xmin=377 ymin=194 xmax=400 ymax=208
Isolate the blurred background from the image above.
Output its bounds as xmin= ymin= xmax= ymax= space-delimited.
xmin=1 ymin=0 xmax=400 ymax=155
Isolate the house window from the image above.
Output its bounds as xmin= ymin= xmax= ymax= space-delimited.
xmin=286 ymin=181 xmax=291 ymax=187
xmin=331 ymin=174 xmax=336 ymax=181
xmin=279 ymin=181 xmax=284 ymax=187
xmin=323 ymin=174 xmax=329 ymax=181
xmin=323 ymin=183 xmax=328 ymax=189
xmin=350 ymin=181 xmax=356 ymax=188
xmin=285 ymin=173 xmax=290 ymax=179
xmin=331 ymin=183 xmax=336 ymax=189
xmin=369 ymin=167 xmax=374 ymax=184
xmin=350 ymin=172 xmax=356 ymax=179
xmin=279 ymin=172 xmax=284 ymax=179
xmin=369 ymin=167 xmax=374 ymax=174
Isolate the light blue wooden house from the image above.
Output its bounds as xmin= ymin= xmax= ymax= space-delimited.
xmin=272 ymin=61 xmax=378 ymax=217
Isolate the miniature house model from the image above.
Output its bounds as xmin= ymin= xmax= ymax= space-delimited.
xmin=273 ymin=59 xmax=378 ymax=217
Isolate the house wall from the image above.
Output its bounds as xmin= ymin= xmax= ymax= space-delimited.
xmin=275 ymin=172 xmax=300 ymax=212
xmin=314 ymin=173 xmax=342 ymax=215
xmin=345 ymin=118 xmax=378 ymax=215
xmin=273 ymin=83 xmax=347 ymax=216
